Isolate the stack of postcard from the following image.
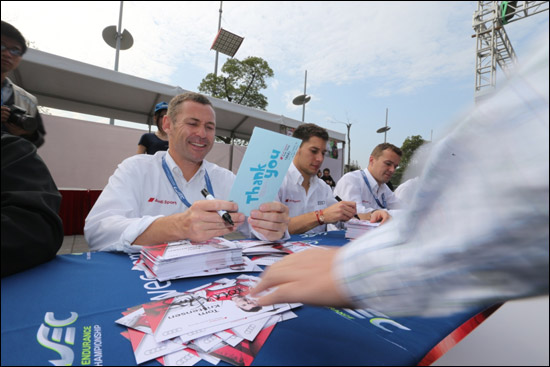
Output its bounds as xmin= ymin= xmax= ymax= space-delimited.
xmin=233 ymin=240 xmax=321 ymax=266
xmin=345 ymin=219 xmax=380 ymax=239
xmin=136 ymin=237 xmax=255 ymax=281
xmin=116 ymin=274 xmax=300 ymax=366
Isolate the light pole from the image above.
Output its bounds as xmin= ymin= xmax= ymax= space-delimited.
xmin=376 ymin=108 xmax=391 ymax=143
xmin=292 ymin=70 xmax=311 ymax=122
xmin=329 ymin=119 xmax=352 ymax=170
xmin=210 ymin=2 xmax=244 ymax=97
xmin=102 ymin=1 xmax=133 ymax=125
xmin=214 ymin=1 xmax=223 ymax=79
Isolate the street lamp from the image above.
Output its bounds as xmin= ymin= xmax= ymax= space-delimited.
xmin=376 ymin=108 xmax=391 ymax=143
xmin=103 ymin=1 xmax=133 ymax=125
xmin=293 ymin=70 xmax=310 ymax=122
xmin=210 ymin=1 xmax=244 ymax=94
xmin=329 ymin=118 xmax=352 ymax=170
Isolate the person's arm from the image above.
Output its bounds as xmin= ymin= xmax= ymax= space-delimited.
xmin=84 ymin=158 xmax=162 ymax=253
xmin=288 ymin=201 xmax=357 ymax=234
xmin=133 ymin=199 xmax=245 ymax=245
xmin=250 ymin=247 xmax=352 ymax=307
xmin=136 ymin=145 xmax=147 ymax=154
xmin=357 ymin=209 xmax=391 ymax=224
xmin=84 ymin=164 xmax=245 ymax=252
xmin=2 ymin=109 xmax=45 ymax=148
xmin=334 ymin=173 xmax=373 ymax=214
xmin=1 ymin=134 xmax=63 ymax=277
xmin=136 ymin=134 xmax=149 ymax=154
xmin=252 ymin=38 xmax=550 ymax=316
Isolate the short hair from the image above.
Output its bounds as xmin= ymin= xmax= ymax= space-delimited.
xmin=323 ymin=168 xmax=330 ymax=173
xmin=292 ymin=123 xmax=329 ymax=146
xmin=1 ymin=21 xmax=27 ymax=55
xmin=168 ymin=92 xmax=213 ymax=121
xmin=371 ymin=143 xmax=402 ymax=158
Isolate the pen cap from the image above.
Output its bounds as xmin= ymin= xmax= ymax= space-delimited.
xmin=201 ymin=188 xmax=210 ymax=198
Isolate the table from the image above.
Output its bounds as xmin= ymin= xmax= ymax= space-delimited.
xmin=0 ymin=231 xmax=498 ymax=366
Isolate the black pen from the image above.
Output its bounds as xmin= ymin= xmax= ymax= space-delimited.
xmin=201 ymin=188 xmax=235 ymax=226
xmin=335 ymin=195 xmax=361 ymax=220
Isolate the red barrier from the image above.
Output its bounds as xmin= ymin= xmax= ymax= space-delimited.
xmin=58 ymin=189 xmax=102 ymax=235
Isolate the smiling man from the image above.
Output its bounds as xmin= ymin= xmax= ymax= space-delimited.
xmin=85 ymin=92 xmax=289 ymax=252
xmin=334 ymin=143 xmax=402 ymax=223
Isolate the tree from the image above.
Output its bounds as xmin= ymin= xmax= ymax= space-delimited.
xmin=198 ymin=56 xmax=274 ymax=110
xmin=344 ymin=160 xmax=361 ymax=173
xmin=391 ymin=135 xmax=426 ymax=187
xmin=198 ymin=56 xmax=274 ymax=144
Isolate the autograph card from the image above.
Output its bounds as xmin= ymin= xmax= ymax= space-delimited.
xmin=229 ymin=127 xmax=300 ymax=216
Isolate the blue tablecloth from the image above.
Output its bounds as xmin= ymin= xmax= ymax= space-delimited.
xmin=1 ymin=231 xmax=495 ymax=366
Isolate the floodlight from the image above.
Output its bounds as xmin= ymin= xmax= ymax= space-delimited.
xmin=292 ymin=94 xmax=311 ymax=105
xmin=211 ymin=28 xmax=244 ymax=57
xmin=102 ymin=25 xmax=134 ymax=50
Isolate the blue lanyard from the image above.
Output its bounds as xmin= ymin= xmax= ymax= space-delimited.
xmin=360 ymin=170 xmax=386 ymax=209
xmin=162 ymin=156 xmax=214 ymax=208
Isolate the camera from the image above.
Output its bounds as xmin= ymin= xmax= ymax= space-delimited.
xmin=5 ymin=105 xmax=37 ymax=132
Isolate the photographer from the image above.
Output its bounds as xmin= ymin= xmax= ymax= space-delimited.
xmin=1 ymin=20 xmax=45 ymax=148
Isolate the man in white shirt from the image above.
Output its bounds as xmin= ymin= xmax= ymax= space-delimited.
xmin=85 ymin=92 xmax=289 ymax=253
xmin=278 ymin=123 xmax=382 ymax=234
xmin=334 ymin=143 xmax=402 ymax=222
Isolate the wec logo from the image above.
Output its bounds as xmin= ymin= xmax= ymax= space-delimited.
xmin=36 ymin=312 xmax=78 ymax=366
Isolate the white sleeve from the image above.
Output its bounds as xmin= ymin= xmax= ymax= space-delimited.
xmin=332 ymin=38 xmax=549 ymax=317
xmin=84 ymin=160 xmax=162 ymax=253
xmin=334 ymin=173 xmax=375 ymax=214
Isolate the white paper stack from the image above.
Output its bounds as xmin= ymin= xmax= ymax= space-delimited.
xmin=115 ymin=275 xmax=301 ymax=366
xmin=138 ymin=237 xmax=245 ymax=281
xmin=345 ymin=219 xmax=380 ymax=239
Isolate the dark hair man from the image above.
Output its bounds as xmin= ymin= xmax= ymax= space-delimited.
xmin=1 ymin=20 xmax=45 ymax=147
xmin=321 ymin=168 xmax=335 ymax=189
xmin=277 ymin=123 xmax=359 ymax=234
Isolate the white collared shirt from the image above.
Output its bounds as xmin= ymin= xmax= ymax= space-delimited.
xmin=278 ymin=162 xmax=337 ymax=233
xmin=85 ymin=150 xmax=284 ymax=253
xmin=334 ymin=168 xmax=400 ymax=214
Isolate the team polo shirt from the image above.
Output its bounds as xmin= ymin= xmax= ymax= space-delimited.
xmin=278 ymin=162 xmax=337 ymax=234
xmin=85 ymin=150 xmax=284 ymax=253
xmin=334 ymin=168 xmax=400 ymax=214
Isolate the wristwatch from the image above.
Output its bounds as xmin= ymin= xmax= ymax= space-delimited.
xmin=315 ymin=210 xmax=325 ymax=225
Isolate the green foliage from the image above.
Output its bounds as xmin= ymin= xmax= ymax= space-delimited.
xmin=391 ymin=135 xmax=426 ymax=186
xmin=198 ymin=56 xmax=274 ymax=111
xmin=344 ymin=160 xmax=361 ymax=173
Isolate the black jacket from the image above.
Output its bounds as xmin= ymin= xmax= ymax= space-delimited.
xmin=1 ymin=133 xmax=63 ymax=277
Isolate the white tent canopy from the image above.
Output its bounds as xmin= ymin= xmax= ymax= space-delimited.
xmin=9 ymin=48 xmax=346 ymax=142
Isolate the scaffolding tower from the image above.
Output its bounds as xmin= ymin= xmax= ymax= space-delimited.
xmin=472 ymin=1 xmax=549 ymax=100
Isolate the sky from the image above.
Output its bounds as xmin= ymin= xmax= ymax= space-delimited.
xmin=2 ymin=1 xmax=548 ymax=169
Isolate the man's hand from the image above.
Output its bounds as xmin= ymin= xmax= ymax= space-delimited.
xmin=1 ymin=106 xmax=11 ymax=123
xmin=134 ymin=199 xmax=245 ymax=245
xmin=248 ymin=202 xmax=290 ymax=241
xmin=250 ymin=248 xmax=353 ymax=308
xmin=323 ymin=201 xmax=357 ymax=223
xmin=369 ymin=209 xmax=391 ymax=224
xmin=358 ymin=209 xmax=391 ymax=224
xmin=1 ymin=106 xmax=27 ymax=136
